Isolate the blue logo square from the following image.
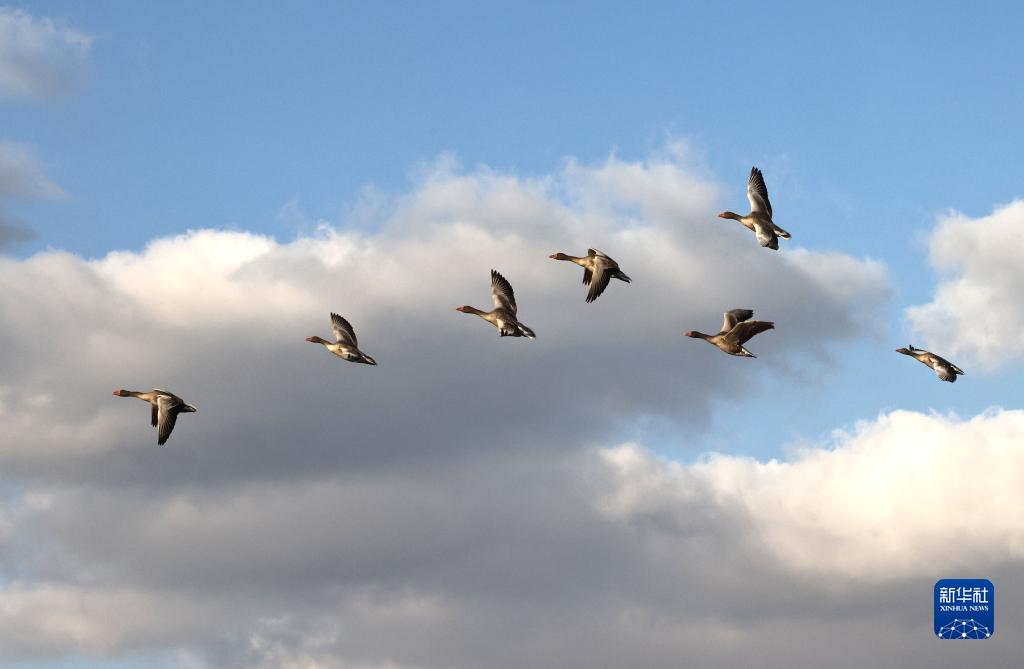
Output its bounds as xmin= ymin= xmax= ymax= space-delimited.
xmin=934 ymin=579 xmax=994 ymax=639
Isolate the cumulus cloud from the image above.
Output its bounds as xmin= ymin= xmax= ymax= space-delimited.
xmin=0 ymin=152 xmax=889 ymax=483
xmin=0 ymin=7 xmax=93 ymax=99
xmin=907 ymin=200 xmax=1024 ymax=369
xmin=4 ymin=409 xmax=1024 ymax=668
xmin=0 ymin=150 xmax=911 ymax=667
xmin=602 ymin=408 xmax=1024 ymax=579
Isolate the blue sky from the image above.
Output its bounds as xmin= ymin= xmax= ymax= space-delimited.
xmin=3 ymin=4 xmax=1024 ymax=666
xmin=8 ymin=1 xmax=1024 ymax=259
xmin=3 ymin=2 xmax=1022 ymax=451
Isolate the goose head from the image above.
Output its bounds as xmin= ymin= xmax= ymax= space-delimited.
xmin=549 ymin=252 xmax=570 ymax=260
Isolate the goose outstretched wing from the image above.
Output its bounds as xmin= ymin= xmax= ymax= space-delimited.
xmin=331 ymin=313 xmax=358 ymax=346
xmin=747 ymin=166 xmax=773 ymax=218
xmin=491 ymin=270 xmax=517 ymax=315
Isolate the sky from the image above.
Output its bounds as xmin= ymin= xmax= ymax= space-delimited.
xmin=1 ymin=2 xmax=1024 ymax=668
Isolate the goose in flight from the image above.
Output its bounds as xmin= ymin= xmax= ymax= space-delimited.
xmin=306 ymin=313 xmax=378 ymax=365
xmin=718 ymin=167 xmax=791 ymax=250
xmin=895 ymin=345 xmax=964 ymax=383
xmin=456 ymin=270 xmax=536 ymax=338
xmin=549 ymin=248 xmax=631 ymax=302
xmin=112 ymin=388 xmax=197 ymax=445
xmin=685 ymin=308 xmax=774 ymax=357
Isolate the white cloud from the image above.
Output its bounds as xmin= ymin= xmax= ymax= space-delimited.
xmin=907 ymin=200 xmax=1024 ymax=369
xmin=0 ymin=7 xmax=93 ymax=99
xmin=0 ymin=153 xmax=889 ymax=477
xmin=601 ymin=408 xmax=1024 ymax=580
xmin=3 ymin=409 xmax=1024 ymax=667
xmin=0 ymin=150 xmax=910 ymax=667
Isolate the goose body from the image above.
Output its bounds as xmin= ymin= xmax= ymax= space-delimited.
xmin=307 ymin=313 xmax=377 ymax=365
xmin=685 ymin=308 xmax=774 ymax=357
xmin=457 ymin=270 xmax=536 ymax=338
xmin=112 ymin=388 xmax=196 ymax=445
xmin=718 ymin=167 xmax=791 ymax=250
xmin=895 ymin=345 xmax=964 ymax=383
xmin=549 ymin=248 xmax=632 ymax=302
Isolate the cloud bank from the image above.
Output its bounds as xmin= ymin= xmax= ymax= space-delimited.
xmin=4 ymin=408 xmax=1024 ymax=668
xmin=9 ymin=151 xmax=1005 ymax=669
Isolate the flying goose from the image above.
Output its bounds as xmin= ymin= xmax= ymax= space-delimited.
xmin=549 ymin=248 xmax=632 ymax=302
xmin=456 ymin=270 xmax=536 ymax=338
xmin=306 ymin=313 xmax=378 ymax=365
xmin=895 ymin=345 xmax=964 ymax=383
xmin=112 ymin=388 xmax=197 ymax=445
xmin=718 ymin=167 xmax=791 ymax=250
xmin=685 ymin=308 xmax=774 ymax=357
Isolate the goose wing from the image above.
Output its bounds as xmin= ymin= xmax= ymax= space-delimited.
xmin=491 ymin=270 xmax=517 ymax=315
xmin=928 ymin=351 xmax=965 ymax=375
xmin=152 ymin=388 xmax=185 ymax=405
xmin=721 ymin=309 xmax=754 ymax=334
xmin=747 ymin=166 xmax=773 ymax=218
xmin=330 ymin=313 xmax=358 ymax=346
xmin=725 ymin=320 xmax=774 ymax=345
xmin=589 ymin=248 xmax=619 ymax=267
xmin=585 ymin=256 xmax=613 ymax=303
xmin=156 ymin=394 xmax=181 ymax=445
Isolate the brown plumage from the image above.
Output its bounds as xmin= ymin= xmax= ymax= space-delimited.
xmin=549 ymin=248 xmax=632 ymax=303
xmin=718 ymin=166 xmax=791 ymax=250
xmin=456 ymin=269 xmax=536 ymax=338
xmin=895 ymin=345 xmax=964 ymax=383
xmin=684 ymin=308 xmax=774 ymax=357
xmin=306 ymin=312 xmax=377 ymax=365
xmin=112 ymin=388 xmax=197 ymax=445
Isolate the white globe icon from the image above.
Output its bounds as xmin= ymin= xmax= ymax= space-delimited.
xmin=937 ymin=619 xmax=991 ymax=639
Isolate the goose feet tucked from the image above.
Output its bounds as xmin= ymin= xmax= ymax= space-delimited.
xmin=457 ymin=270 xmax=536 ymax=339
xmin=307 ymin=313 xmax=378 ymax=366
xmin=685 ymin=308 xmax=774 ymax=357
xmin=718 ymin=167 xmax=790 ymax=250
